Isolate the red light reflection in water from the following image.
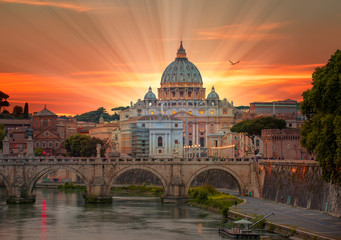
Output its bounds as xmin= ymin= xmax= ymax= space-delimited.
xmin=41 ymin=199 xmax=47 ymax=240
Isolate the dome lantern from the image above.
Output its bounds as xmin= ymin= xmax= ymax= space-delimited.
xmin=176 ymin=41 xmax=187 ymax=59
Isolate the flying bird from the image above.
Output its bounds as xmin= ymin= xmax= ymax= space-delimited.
xmin=229 ymin=60 xmax=240 ymax=65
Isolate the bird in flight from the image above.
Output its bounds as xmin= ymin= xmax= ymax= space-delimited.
xmin=229 ymin=60 xmax=240 ymax=65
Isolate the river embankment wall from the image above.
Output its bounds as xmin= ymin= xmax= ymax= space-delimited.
xmin=260 ymin=161 xmax=341 ymax=217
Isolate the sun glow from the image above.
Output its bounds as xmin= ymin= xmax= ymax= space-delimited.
xmin=1 ymin=0 xmax=340 ymax=115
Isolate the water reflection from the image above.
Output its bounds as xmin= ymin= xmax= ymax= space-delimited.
xmin=41 ymin=199 xmax=47 ymax=240
xmin=0 ymin=188 xmax=284 ymax=240
xmin=0 ymin=188 xmax=224 ymax=240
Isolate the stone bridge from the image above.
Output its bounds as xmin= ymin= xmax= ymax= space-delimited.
xmin=0 ymin=156 xmax=263 ymax=203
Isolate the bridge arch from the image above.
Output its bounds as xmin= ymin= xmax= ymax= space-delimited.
xmin=184 ymin=166 xmax=244 ymax=195
xmin=105 ymin=166 xmax=168 ymax=195
xmin=27 ymin=166 xmax=90 ymax=195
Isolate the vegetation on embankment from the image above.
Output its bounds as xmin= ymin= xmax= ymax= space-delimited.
xmin=57 ymin=182 xmax=86 ymax=192
xmin=189 ymin=185 xmax=243 ymax=217
xmin=110 ymin=183 xmax=164 ymax=197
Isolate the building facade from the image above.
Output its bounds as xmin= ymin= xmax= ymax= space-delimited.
xmin=33 ymin=106 xmax=62 ymax=156
xmin=261 ymin=128 xmax=313 ymax=160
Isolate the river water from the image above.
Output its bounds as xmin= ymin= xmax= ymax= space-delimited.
xmin=0 ymin=188 xmax=226 ymax=240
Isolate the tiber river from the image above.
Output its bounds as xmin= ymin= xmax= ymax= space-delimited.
xmin=0 ymin=188 xmax=227 ymax=240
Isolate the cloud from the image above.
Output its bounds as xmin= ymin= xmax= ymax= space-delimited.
xmin=0 ymin=0 xmax=90 ymax=12
xmin=195 ymin=21 xmax=292 ymax=41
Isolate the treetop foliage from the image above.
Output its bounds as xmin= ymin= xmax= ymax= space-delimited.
xmin=64 ymin=133 xmax=109 ymax=157
xmin=300 ymin=49 xmax=341 ymax=185
xmin=231 ymin=117 xmax=286 ymax=139
xmin=75 ymin=107 xmax=119 ymax=123
xmin=0 ymin=91 xmax=10 ymax=112
xmin=111 ymin=106 xmax=129 ymax=112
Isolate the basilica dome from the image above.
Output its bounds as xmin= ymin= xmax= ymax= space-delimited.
xmin=160 ymin=42 xmax=203 ymax=85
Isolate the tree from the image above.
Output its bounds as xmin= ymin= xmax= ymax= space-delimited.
xmin=64 ymin=134 xmax=109 ymax=157
xmin=0 ymin=91 xmax=10 ymax=112
xmin=300 ymin=49 xmax=341 ymax=185
xmin=231 ymin=117 xmax=286 ymax=140
xmin=12 ymin=105 xmax=23 ymax=116
xmin=75 ymin=107 xmax=120 ymax=123
xmin=24 ymin=102 xmax=29 ymax=117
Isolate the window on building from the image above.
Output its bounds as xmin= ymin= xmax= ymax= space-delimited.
xmin=142 ymin=149 xmax=145 ymax=153
xmin=142 ymin=123 xmax=145 ymax=127
xmin=158 ymin=137 xmax=163 ymax=147
xmin=189 ymin=140 xmax=192 ymax=146
xmin=151 ymin=111 xmax=154 ymax=115
xmin=42 ymin=141 xmax=46 ymax=148
xmin=223 ymin=111 xmax=227 ymax=114
xmin=175 ymin=124 xmax=178 ymax=127
xmin=43 ymin=120 xmax=48 ymax=127
xmin=137 ymin=109 xmax=141 ymax=116
xmin=36 ymin=142 xmax=39 ymax=148
xmin=175 ymin=140 xmax=179 ymax=144
xmin=189 ymin=111 xmax=192 ymax=115
xmin=256 ymin=140 xmax=259 ymax=147
xmin=200 ymin=108 xmax=204 ymax=114
xmin=200 ymin=138 xmax=205 ymax=147
xmin=180 ymin=92 xmax=183 ymax=97
xmin=214 ymin=140 xmax=218 ymax=147
xmin=55 ymin=142 xmax=59 ymax=148
xmin=210 ymin=111 xmax=214 ymax=115
xmin=142 ymin=140 xmax=146 ymax=146
xmin=188 ymin=92 xmax=192 ymax=97
xmin=158 ymin=149 xmax=162 ymax=153
xmin=48 ymin=141 xmax=52 ymax=148
xmin=45 ymin=131 xmax=50 ymax=137
xmin=172 ymin=110 xmax=176 ymax=114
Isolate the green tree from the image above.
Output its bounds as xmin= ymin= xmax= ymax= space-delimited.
xmin=75 ymin=107 xmax=120 ymax=123
xmin=231 ymin=117 xmax=286 ymax=140
xmin=34 ymin=147 xmax=43 ymax=156
xmin=64 ymin=134 xmax=109 ymax=157
xmin=12 ymin=105 xmax=23 ymax=116
xmin=300 ymin=49 xmax=341 ymax=185
xmin=0 ymin=91 xmax=10 ymax=112
xmin=24 ymin=102 xmax=29 ymax=117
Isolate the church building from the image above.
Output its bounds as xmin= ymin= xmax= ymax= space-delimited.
xmin=119 ymin=42 xmax=240 ymax=158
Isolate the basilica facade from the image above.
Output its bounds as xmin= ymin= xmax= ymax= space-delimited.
xmin=119 ymin=42 xmax=240 ymax=157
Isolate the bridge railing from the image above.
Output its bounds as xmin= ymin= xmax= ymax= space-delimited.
xmin=0 ymin=155 xmax=255 ymax=165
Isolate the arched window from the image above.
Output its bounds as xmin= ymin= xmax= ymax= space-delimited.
xmin=43 ymin=119 xmax=48 ymax=127
xmin=158 ymin=137 xmax=163 ymax=147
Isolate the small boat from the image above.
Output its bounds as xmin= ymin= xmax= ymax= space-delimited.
xmin=219 ymin=213 xmax=274 ymax=239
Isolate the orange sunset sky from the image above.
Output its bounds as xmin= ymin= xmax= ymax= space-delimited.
xmin=1 ymin=0 xmax=341 ymax=116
